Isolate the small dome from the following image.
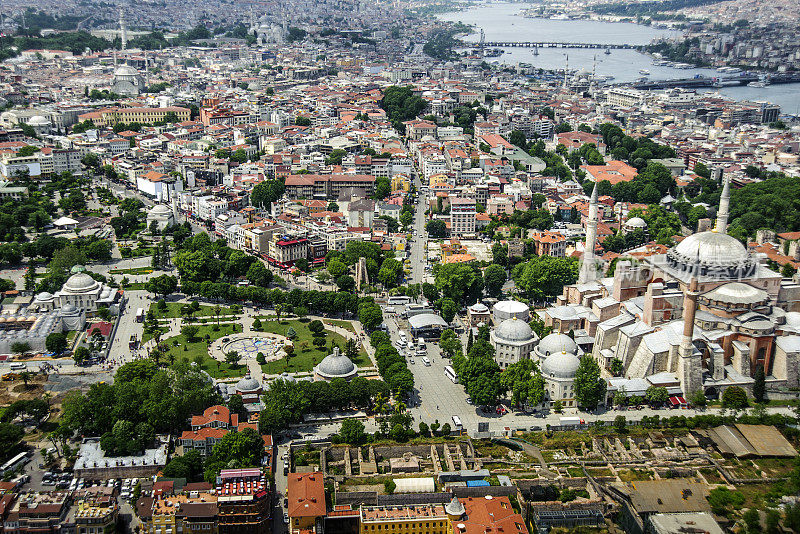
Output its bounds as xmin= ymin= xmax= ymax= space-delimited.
xmin=61 ymin=303 xmax=79 ymax=314
xmin=542 ymin=350 xmax=581 ymax=378
xmin=494 ymin=300 xmax=530 ymax=315
xmin=469 ymin=303 xmax=489 ymax=313
xmin=314 ymin=347 xmax=357 ymax=380
xmin=28 ymin=115 xmax=49 ymax=126
xmin=537 ymin=333 xmax=578 ymax=357
xmin=35 ymin=291 xmax=53 ymax=301
xmin=64 ymin=273 xmax=99 ymax=292
xmin=236 ymin=372 xmax=261 ymax=392
xmin=493 ymin=317 xmax=535 ymax=343
xmin=150 ymin=204 xmax=172 ymax=216
xmin=625 ymin=216 xmax=647 ymax=228
xmin=445 ymin=496 xmax=465 ymax=517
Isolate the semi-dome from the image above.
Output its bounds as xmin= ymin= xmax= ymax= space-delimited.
xmin=314 ymin=347 xmax=357 ymax=380
xmin=537 ymin=333 xmax=578 ymax=357
xmin=236 ymin=372 xmax=261 ymax=392
xmin=63 ymin=272 xmax=100 ymax=292
xmin=493 ymin=317 xmax=535 ymax=343
xmin=703 ymin=282 xmax=768 ymax=306
xmin=542 ymin=350 xmax=581 ymax=378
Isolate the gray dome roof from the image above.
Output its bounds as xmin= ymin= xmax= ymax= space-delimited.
xmin=537 ymin=333 xmax=577 ymax=357
xmin=703 ymin=282 xmax=768 ymax=306
xmin=236 ymin=372 xmax=261 ymax=392
xmin=542 ymin=350 xmax=581 ymax=378
xmin=493 ymin=300 xmax=530 ymax=314
xmin=672 ymin=231 xmax=749 ymax=267
xmin=494 ymin=317 xmax=535 ymax=343
xmin=150 ymin=204 xmax=172 ymax=215
xmin=64 ymin=272 xmax=99 ymax=292
xmin=114 ymin=65 xmax=139 ymax=76
xmin=35 ymin=291 xmax=53 ymax=300
xmin=61 ymin=303 xmax=79 ymax=314
xmin=469 ymin=303 xmax=489 ymax=313
xmin=28 ymin=115 xmax=49 ymax=126
xmin=314 ymin=347 xmax=357 ymax=379
xmin=625 ymin=216 xmax=647 ymax=228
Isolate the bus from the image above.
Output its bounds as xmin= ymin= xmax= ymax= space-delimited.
xmin=129 ymin=335 xmax=138 ymax=350
xmin=451 ymin=415 xmax=463 ymax=432
xmin=444 ymin=365 xmax=458 ymax=383
xmin=1 ymin=451 xmax=29 ymax=476
xmin=387 ymin=296 xmax=412 ymax=306
xmin=135 ymin=308 xmax=145 ymax=323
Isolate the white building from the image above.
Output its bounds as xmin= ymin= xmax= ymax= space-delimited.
xmin=490 ymin=317 xmax=539 ymax=369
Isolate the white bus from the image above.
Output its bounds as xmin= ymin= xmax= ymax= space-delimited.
xmin=444 ymin=365 xmax=458 ymax=383
xmin=1 ymin=451 xmax=29 ymax=475
xmin=135 ymin=308 xmax=145 ymax=323
xmin=387 ymin=296 xmax=412 ymax=306
xmin=451 ymin=415 xmax=463 ymax=432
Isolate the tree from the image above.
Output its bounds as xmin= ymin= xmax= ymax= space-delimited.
xmin=689 ymin=390 xmax=707 ymax=408
xmin=609 ymin=358 xmax=624 ymax=377
xmin=573 ymin=356 xmax=606 ymax=410
xmin=426 ymin=219 xmax=447 ymax=238
xmin=73 ymin=346 xmax=90 ymax=365
xmin=45 ymin=332 xmax=68 ymax=355
xmin=753 ymin=364 xmax=766 ymax=403
xmin=327 ymin=259 xmax=348 ymax=279
xmin=438 ymin=298 xmax=459 ymax=324
xmin=146 ymin=274 xmax=178 ymax=298
xmin=309 ymin=320 xmax=324 ymax=335
xmin=181 ymin=325 xmax=199 ymax=341
xmin=163 ymin=449 xmax=204 ymax=481
xmin=644 ymin=386 xmax=668 ymax=405
xmin=228 ymin=395 xmax=247 ymax=420
xmin=435 ymin=263 xmax=483 ymax=304
xmin=513 ymin=256 xmax=578 ymax=301
xmin=378 ymin=258 xmax=403 ymax=288
xmin=722 ymin=386 xmax=748 ymax=410
xmin=225 ymin=351 xmax=240 ymax=367
xmin=358 ymin=303 xmax=383 ymax=331
xmin=613 ymin=415 xmax=627 ymax=433
xmin=339 ymin=419 xmax=366 ymax=445
xmin=11 ymin=341 xmax=31 ymax=358
xmin=483 ymin=264 xmax=506 ymax=297
xmin=336 ymin=274 xmax=356 ymax=292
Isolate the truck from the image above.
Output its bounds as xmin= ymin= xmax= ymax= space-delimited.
xmin=135 ymin=308 xmax=145 ymax=323
xmin=559 ymin=417 xmax=585 ymax=427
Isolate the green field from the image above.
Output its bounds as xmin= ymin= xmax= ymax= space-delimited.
xmin=322 ymin=319 xmax=357 ymax=333
xmin=258 ymin=319 xmax=370 ymax=375
xmin=163 ymin=323 xmax=246 ymax=379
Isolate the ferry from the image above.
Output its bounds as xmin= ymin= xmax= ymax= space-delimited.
xmin=639 ymin=69 xmax=650 ymax=75
xmin=747 ymin=81 xmax=767 ymax=88
xmin=604 ymin=48 xmax=611 ymax=55
xmin=549 ymin=13 xmax=569 ymax=20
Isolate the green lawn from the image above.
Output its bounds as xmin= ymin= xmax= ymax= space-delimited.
xmin=258 ymin=319 xmax=370 ymax=375
xmin=163 ymin=323 xmax=246 ymax=379
xmin=149 ymin=302 xmax=238 ymax=319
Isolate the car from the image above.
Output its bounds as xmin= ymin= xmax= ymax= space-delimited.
xmin=284 ymin=498 xmax=289 ymax=507
xmin=409 ymin=358 xmax=415 ymax=364
xmin=283 ymin=513 xmax=289 ymax=524
xmin=466 ymin=398 xmax=473 ymax=405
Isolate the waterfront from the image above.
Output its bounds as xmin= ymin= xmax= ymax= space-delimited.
xmin=437 ymin=2 xmax=800 ymax=113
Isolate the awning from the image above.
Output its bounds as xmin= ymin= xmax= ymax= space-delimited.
xmin=669 ymin=396 xmax=687 ymax=406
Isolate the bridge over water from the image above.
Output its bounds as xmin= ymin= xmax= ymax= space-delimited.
xmin=481 ymin=41 xmax=638 ymax=50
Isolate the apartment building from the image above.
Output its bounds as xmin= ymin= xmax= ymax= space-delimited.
xmin=284 ymin=174 xmax=376 ymax=199
xmin=359 ymin=503 xmax=453 ymax=534
xmin=217 ymin=469 xmax=271 ymax=534
xmin=449 ymin=197 xmax=477 ymax=236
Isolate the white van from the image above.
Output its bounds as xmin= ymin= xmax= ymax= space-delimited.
xmin=421 ymin=357 xmax=431 ymax=367
xmin=9 ymin=363 xmax=25 ymax=371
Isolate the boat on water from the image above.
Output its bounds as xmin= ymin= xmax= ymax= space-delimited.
xmin=532 ymin=47 xmax=539 ymax=56
xmin=748 ymin=81 xmax=767 ymax=88
xmin=604 ymin=48 xmax=611 ymax=55
xmin=639 ymin=69 xmax=650 ymax=75
xmin=549 ymin=13 xmax=569 ymax=20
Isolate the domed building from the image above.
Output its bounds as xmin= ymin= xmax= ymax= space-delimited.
xmin=622 ymin=216 xmax=647 ymax=234
xmin=534 ymin=333 xmax=579 ymax=361
xmin=314 ymin=347 xmax=358 ymax=381
xmin=490 ymin=317 xmax=539 ymax=368
xmin=234 ymin=372 xmax=263 ymax=411
xmin=542 ymin=348 xmax=582 ymax=407
xmin=27 ymin=115 xmax=51 ymax=135
xmin=547 ymin=175 xmax=800 ymax=402
xmin=111 ymin=64 xmax=145 ymax=96
xmin=146 ymin=204 xmax=175 ymax=231
xmin=32 ymin=266 xmax=118 ymax=313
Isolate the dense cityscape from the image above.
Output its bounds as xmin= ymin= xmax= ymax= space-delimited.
xmin=0 ymin=0 xmax=798 ymax=532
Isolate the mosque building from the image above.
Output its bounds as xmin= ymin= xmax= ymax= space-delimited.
xmin=538 ymin=177 xmax=800 ymax=401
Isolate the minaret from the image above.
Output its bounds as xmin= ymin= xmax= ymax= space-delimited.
xmin=564 ymin=54 xmax=569 ymax=88
xmin=679 ymin=274 xmax=702 ymax=396
xmin=578 ymin=183 xmax=599 ymax=284
xmin=119 ymin=8 xmax=128 ymax=52
xmin=715 ymin=174 xmax=730 ymax=234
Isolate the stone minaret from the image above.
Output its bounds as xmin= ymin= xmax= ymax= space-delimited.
xmin=119 ymin=8 xmax=128 ymax=51
xmin=715 ymin=174 xmax=730 ymax=234
xmin=578 ymin=183 xmax=599 ymax=284
xmin=679 ymin=274 xmax=702 ymax=396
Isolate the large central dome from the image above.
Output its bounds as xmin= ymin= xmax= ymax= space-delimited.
xmin=63 ymin=273 xmax=100 ymax=293
xmin=665 ymin=230 xmax=757 ymax=280
xmin=494 ymin=317 xmax=535 ymax=343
